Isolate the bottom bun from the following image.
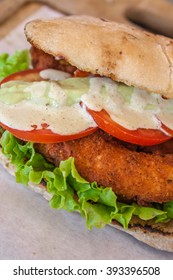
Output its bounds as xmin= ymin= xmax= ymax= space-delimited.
xmin=111 ymin=218 xmax=173 ymax=252
xmin=1 ymin=148 xmax=173 ymax=252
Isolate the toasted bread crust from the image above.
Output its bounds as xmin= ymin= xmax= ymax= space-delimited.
xmin=112 ymin=217 xmax=173 ymax=252
xmin=25 ymin=15 xmax=173 ymax=98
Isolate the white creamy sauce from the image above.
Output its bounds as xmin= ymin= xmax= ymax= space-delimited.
xmin=0 ymin=101 xmax=95 ymax=135
xmin=108 ymin=89 xmax=161 ymax=130
xmin=157 ymin=112 xmax=173 ymax=130
xmin=81 ymin=78 xmax=164 ymax=130
xmin=40 ymin=69 xmax=71 ymax=80
xmin=24 ymin=81 xmax=68 ymax=107
xmin=0 ymin=69 xmax=173 ymax=135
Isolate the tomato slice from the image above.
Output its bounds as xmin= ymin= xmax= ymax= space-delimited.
xmin=161 ymin=123 xmax=173 ymax=137
xmin=0 ymin=69 xmax=43 ymax=85
xmin=73 ymin=69 xmax=91 ymax=77
xmin=0 ymin=69 xmax=97 ymax=143
xmin=73 ymin=69 xmax=100 ymax=78
xmin=87 ymin=108 xmax=172 ymax=146
xmin=0 ymin=122 xmax=97 ymax=143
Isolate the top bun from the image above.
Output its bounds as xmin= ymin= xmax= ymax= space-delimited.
xmin=25 ymin=15 xmax=173 ymax=98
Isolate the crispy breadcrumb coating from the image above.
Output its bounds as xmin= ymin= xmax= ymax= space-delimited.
xmin=35 ymin=130 xmax=173 ymax=204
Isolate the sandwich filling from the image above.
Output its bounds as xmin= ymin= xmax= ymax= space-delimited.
xmin=1 ymin=71 xmax=173 ymax=135
xmin=1 ymin=50 xmax=173 ymax=230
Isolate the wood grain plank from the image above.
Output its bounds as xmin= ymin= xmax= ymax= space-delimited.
xmin=0 ymin=2 xmax=42 ymax=38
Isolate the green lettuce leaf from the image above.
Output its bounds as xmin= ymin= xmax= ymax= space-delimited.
xmin=163 ymin=200 xmax=173 ymax=219
xmin=0 ymin=130 xmax=170 ymax=229
xmin=0 ymin=50 xmax=29 ymax=80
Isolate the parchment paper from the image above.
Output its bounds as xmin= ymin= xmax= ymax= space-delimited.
xmin=0 ymin=6 xmax=173 ymax=260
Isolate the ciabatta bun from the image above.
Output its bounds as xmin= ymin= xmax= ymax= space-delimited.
xmin=25 ymin=15 xmax=173 ymax=98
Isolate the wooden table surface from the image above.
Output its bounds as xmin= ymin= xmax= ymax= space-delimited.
xmin=0 ymin=2 xmax=42 ymax=38
xmin=1 ymin=0 xmax=173 ymax=39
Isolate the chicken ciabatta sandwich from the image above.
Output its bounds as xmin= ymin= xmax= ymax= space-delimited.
xmin=1 ymin=16 xmax=173 ymax=252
